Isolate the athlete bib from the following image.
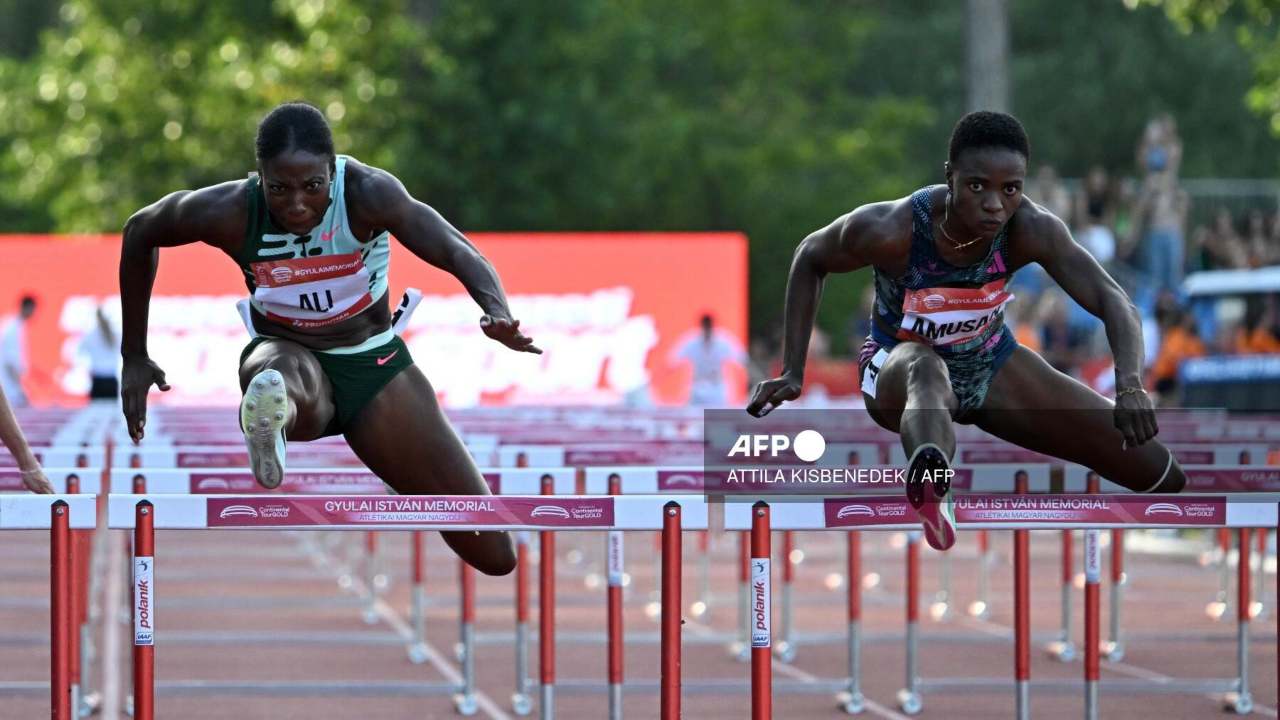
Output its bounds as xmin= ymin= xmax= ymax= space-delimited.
xmin=897 ymin=279 xmax=1013 ymax=347
xmin=250 ymin=252 xmax=374 ymax=330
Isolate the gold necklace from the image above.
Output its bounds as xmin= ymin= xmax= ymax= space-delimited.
xmin=938 ymin=201 xmax=986 ymax=251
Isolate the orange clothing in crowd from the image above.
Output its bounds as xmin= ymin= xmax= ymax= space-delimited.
xmin=1151 ymin=325 xmax=1206 ymax=384
xmin=1013 ymin=322 xmax=1041 ymax=353
xmin=1235 ymin=327 xmax=1280 ymax=354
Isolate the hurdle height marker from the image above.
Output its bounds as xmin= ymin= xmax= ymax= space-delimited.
xmin=1084 ymin=528 xmax=1101 ymax=720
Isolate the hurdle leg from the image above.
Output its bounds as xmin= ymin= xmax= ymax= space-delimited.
xmin=969 ymin=530 xmax=991 ymax=619
xmin=895 ymin=533 xmax=922 ymax=716
xmin=696 ymin=529 xmax=711 ymax=618
xmin=1252 ymin=529 xmax=1267 ymax=621
xmin=52 ymin=501 xmax=72 ymax=720
xmin=750 ymin=503 xmax=772 ymax=720
xmin=1014 ymin=523 xmax=1030 ymax=720
xmin=408 ymin=531 xmax=428 ymax=664
xmin=361 ymin=531 xmax=380 ymax=624
xmin=661 ymin=503 xmax=683 ymax=720
xmin=1102 ymin=530 xmax=1126 ymax=661
xmin=608 ymin=473 xmax=625 ymax=720
xmin=776 ymin=531 xmax=796 ymax=662
xmin=539 ymin=527 xmax=556 ymax=719
xmin=839 ymin=531 xmax=865 ymax=715
xmin=69 ymin=515 xmax=83 ymax=717
xmin=453 ymin=561 xmax=478 ymax=716
xmin=1210 ymin=527 xmax=1230 ymax=621
xmin=1224 ymin=528 xmax=1254 ymax=715
xmin=1084 ymin=530 xmax=1101 ymax=720
xmin=1047 ymin=530 xmax=1077 ymax=661
xmin=513 ymin=533 xmax=533 ymax=715
xmin=132 ymin=502 xmax=154 ymax=720
xmin=731 ymin=532 xmax=750 ymax=662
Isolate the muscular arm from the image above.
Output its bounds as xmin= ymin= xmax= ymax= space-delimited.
xmin=748 ymin=202 xmax=898 ymax=415
xmin=1026 ymin=211 xmax=1145 ymax=390
xmin=118 ymin=183 xmax=241 ymax=440
xmin=349 ymin=165 xmax=537 ymax=352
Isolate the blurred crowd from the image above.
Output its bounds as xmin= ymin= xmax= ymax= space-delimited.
xmin=748 ymin=114 xmax=1280 ymax=406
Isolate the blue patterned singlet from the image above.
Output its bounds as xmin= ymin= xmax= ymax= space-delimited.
xmin=858 ymin=186 xmax=1019 ymax=420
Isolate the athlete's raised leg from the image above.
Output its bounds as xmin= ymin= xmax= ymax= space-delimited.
xmin=343 ymin=366 xmax=517 ymax=576
xmin=973 ymin=345 xmax=1185 ymax=492
xmin=238 ymin=339 xmax=337 ymax=487
xmin=864 ymin=341 xmax=959 ymax=457
xmin=864 ymin=341 xmax=960 ymax=550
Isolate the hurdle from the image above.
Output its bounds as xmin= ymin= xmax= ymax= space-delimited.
xmin=108 ymin=492 xmax=708 ymax=720
xmin=109 ymin=464 xmax=578 ymax=686
xmin=1066 ymin=464 xmax=1280 ymax=663
xmin=0 ymin=494 xmax=97 ymax=719
xmin=727 ymin=490 xmax=1278 ymax=719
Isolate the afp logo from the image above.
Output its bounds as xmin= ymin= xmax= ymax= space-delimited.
xmin=728 ymin=429 xmax=826 ymax=463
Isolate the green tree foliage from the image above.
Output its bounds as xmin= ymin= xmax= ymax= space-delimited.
xmin=1137 ymin=0 xmax=1280 ymax=140
xmin=0 ymin=0 xmax=426 ymax=233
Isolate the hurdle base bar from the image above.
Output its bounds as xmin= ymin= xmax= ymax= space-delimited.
xmin=144 ymin=680 xmax=462 ymax=695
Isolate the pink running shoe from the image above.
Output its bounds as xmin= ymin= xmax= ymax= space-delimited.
xmin=905 ymin=443 xmax=955 ymax=551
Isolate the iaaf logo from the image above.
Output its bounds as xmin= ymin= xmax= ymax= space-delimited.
xmin=270 ymin=267 xmax=294 ymax=284
xmin=923 ymin=294 xmax=946 ymax=309
xmin=530 ymin=505 xmax=571 ymax=519
xmin=728 ymin=429 xmax=826 ymax=463
xmin=1144 ymin=502 xmax=1218 ymax=519
xmin=835 ymin=504 xmax=875 ymax=519
xmin=219 ymin=505 xmax=259 ymax=519
xmin=662 ymin=474 xmax=701 ymax=487
xmin=195 ymin=477 xmax=231 ymax=491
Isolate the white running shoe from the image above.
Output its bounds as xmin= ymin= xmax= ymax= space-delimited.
xmin=240 ymin=369 xmax=288 ymax=489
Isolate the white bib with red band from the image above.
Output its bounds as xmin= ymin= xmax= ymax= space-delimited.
xmin=250 ymin=252 xmax=374 ymax=330
xmin=897 ymin=279 xmax=1013 ymax=347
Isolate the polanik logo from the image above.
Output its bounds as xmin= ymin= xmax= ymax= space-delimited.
xmin=728 ymin=429 xmax=825 ymax=463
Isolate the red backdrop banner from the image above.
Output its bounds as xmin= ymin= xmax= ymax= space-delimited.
xmin=0 ymin=233 xmax=748 ymax=407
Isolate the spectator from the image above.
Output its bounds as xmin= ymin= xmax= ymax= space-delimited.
xmin=1245 ymin=209 xmax=1273 ymax=268
xmin=1235 ymin=295 xmax=1280 ymax=354
xmin=668 ymin=314 xmax=747 ymax=407
xmin=1132 ymin=116 xmax=1189 ymax=293
xmin=1150 ymin=303 xmax=1205 ymax=404
xmin=1135 ymin=114 xmax=1183 ymax=179
xmin=1073 ymin=166 xmax=1117 ymax=264
xmin=1028 ymin=164 xmax=1073 ymax=223
xmin=1209 ymin=207 xmax=1248 ymax=269
xmin=79 ymin=305 xmax=119 ymax=402
xmin=0 ymin=295 xmax=36 ymax=408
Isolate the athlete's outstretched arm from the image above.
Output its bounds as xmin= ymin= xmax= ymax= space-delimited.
xmin=119 ymin=192 xmax=209 ymax=441
xmin=1030 ymin=213 xmax=1158 ymax=447
xmin=354 ymin=168 xmax=540 ymax=354
xmin=0 ymin=383 xmax=52 ymax=493
xmin=747 ymin=208 xmax=876 ymax=417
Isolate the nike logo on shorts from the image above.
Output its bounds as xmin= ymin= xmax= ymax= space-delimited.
xmin=376 ymin=350 xmax=399 ymax=366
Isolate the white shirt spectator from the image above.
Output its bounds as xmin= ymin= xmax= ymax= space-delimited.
xmin=669 ymin=330 xmax=746 ymax=406
xmin=79 ymin=328 xmax=119 ymax=379
xmin=0 ymin=315 xmax=28 ymax=405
